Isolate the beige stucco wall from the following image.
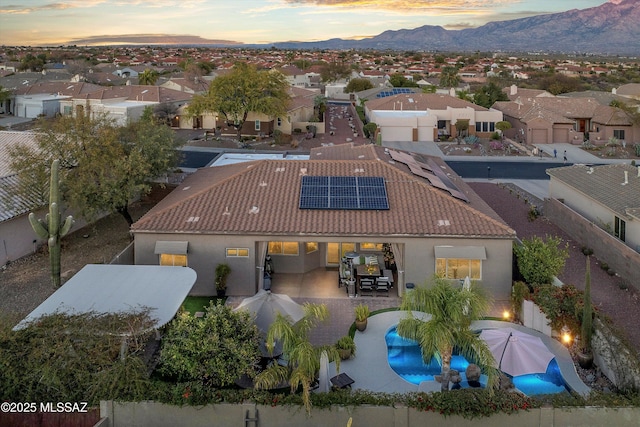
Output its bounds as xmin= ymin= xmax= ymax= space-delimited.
xmin=134 ymin=233 xmax=513 ymax=299
xmin=548 ymin=177 xmax=639 ymax=251
xmin=102 ymin=400 xmax=640 ymax=427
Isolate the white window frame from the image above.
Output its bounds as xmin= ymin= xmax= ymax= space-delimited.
xmin=255 ymin=120 xmax=261 ymax=131
xmin=159 ymin=254 xmax=188 ymax=267
xmin=305 ymin=242 xmax=318 ymax=254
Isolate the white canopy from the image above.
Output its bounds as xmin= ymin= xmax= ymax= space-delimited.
xmin=14 ymin=264 xmax=197 ymax=330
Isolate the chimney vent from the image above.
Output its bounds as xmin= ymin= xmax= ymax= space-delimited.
xmin=622 ymin=170 xmax=628 ymax=185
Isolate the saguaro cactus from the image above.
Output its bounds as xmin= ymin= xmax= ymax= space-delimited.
xmin=28 ymin=159 xmax=74 ymax=288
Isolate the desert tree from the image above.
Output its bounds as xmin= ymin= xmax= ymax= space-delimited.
xmin=439 ymin=66 xmax=461 ymax=88
xmin=344 ymin=78 xmax=373 ymax=93
xmin=186 ymin=62 xmax=290 ymax=141
xmin=138 ymin=69 xmax=159 ymax=85
xmin=7 ymin=109 xmax=181 ymax=227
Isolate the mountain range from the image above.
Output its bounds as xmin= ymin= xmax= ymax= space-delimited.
xmin=270 ymin=0 xmax=640 ymax=55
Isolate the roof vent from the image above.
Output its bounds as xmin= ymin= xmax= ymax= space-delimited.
xmin=249 ymin=206 xmax=260 ymax=214
xmin=438 ymin=219 xmax=451 ymax=226
xmin=275 ymin=167 xmax=285 ymax=172
xmin=358 ymin=155 xmax=365 ymax=159
xmin=259 ymin=181 xmax=267 ymax=187
xmin=186 ymin=216 xmax=200 ymax=222
xmin=299 ymin=168 xmax=307 ymax=175
xmin=587 ymin=167 xmax=593 ymax=174
xmin=622 ymin=171 xmax=628 ymax=185
xmin=222 ymin=207 xmax=230 ymax=216
xmin=637 ymin=166 xmax=640 ymax=178
xmin=354 ymin=168 xmax=364 ymax=173
xmin=183 ymin=186 xmax=191 ymax=191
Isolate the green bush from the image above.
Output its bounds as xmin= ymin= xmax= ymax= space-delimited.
xmin=157 ymin=302 xmax=260 ymax=387
xmin=513 ymin=236 xmax=569 ymax=286
xmin=531 ymin=284 xmax=582 ymax=333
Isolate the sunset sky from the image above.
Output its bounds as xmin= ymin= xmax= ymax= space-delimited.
xmin=0 ymin=0 xmax=611 ymax=46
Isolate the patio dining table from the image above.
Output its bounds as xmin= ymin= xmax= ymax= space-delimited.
xmin=356 ymin=264 xmax=380 ymax=278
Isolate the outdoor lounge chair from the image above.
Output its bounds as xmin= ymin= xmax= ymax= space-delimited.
xmin=375 ymin=277 xmax=390 ymax=296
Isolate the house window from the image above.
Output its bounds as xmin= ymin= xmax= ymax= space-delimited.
xmin=268 ymin=241 xmax=299 ymax=255
xmin=613 ymin=130 xmax=625 ymax=140
xmin=160 ymin=254 xmax=187 ymax=267
xmin=436 ymin=258 xmax=482 ymax=280
xmin=63 ymin=106 xmax=72 ymax=115
xmin=360 ymin=243 xmax=383 ymax=251
xmin=255 ymin=120 xmax=261 ymax=131
xmin=226 ymin=248 xmax=249 ymax=257
xmin=489 ymin=122 xmax=495 ymax=132
xmin=155 ymin=241 xmax=188 ymax=266
xmin=614 ymin=216 xmax=626 ymax=242
xmin=306 ymin=242 xmax=318 ymax=254
xmin=277 ymin=117 xmax=282 ymax=126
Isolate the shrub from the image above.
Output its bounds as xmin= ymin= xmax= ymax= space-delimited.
xmin=513 ymin=236 xmax=569 ymax=286
xmin=531 ymin=284 xmax=582 ymax=333
xmin=354 ymin=304 xmax=370 ymax=322
xmin=157 ymin=302 xmax=260 ymax=387
xmin=489 ymin=140 xmax=504 ymax=150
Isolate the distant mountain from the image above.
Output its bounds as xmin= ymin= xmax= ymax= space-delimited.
xmin=272 ymin=0 xmax=640 ymax=54
xmin=67 ymin=34 xmax=241 ymax=46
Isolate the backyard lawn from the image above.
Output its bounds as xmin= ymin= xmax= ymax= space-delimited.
xmin=181 ymin=296 xmax=222 ymax=314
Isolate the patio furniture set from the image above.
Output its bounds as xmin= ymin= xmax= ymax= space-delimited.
xmin=339 ymin=254 xmax=394 ymax=297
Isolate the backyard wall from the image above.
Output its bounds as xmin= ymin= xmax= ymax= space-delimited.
xmin=100 ymin=400 xmax=640 ymax=427
xmin=544 ymin=198 xmax=640 ymax=290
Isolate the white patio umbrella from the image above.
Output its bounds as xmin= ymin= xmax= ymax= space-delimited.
xmin=317 ymin=350 xmax=331 ymax=393
xmin=234 ymin=290 xmax=305 ymax=357
xmin=479 ymin=328 xmax=555 ymax=377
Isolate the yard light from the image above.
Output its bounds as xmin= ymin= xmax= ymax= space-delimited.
xmin=502 ymin=310 xmax=511 ymax=321
xmin=561 ymin=325 xmax=572 ymax=346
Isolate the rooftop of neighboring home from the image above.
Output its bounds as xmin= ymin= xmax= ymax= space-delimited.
xmin=365 ymin=93 xmax=489 ymax=112
xmin=547 ymin=163 xmax=640 ymax=219
xmin=72 ymin=85 xmax=193 ymax=103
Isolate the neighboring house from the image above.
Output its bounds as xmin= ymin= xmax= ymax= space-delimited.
xmin=11 ymin=81 xmax=102 ymax=118
xmin=59 ymin=85 xmax=193 ymax=126
xmin=614 ymin=84 xmax=640 ymax=101
xmin=547 ymin=164 xmax=640 ymax=253
xmin=160 ymin=77 xmax=211 ymax=95
xmin=364 ymin=93 xmax=503 ymax=143
xmin=175 ymin=86 xmax=318 ymax=135
xmin=131 ymin=144 xmax=515 ymax=299
xmin=0 ymin=131 xmax=87 ymax=265
xmin=493 ymin=89 xmax=639 ymax=145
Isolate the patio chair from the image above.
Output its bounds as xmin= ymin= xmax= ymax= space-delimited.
xmin=359 ymin=279 xmax=374 ymax=296
xmin=375 ymin=277 xmax=390 ymax=296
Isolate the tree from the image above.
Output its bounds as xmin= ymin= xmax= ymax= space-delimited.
xmin=153 ymin=102 xmax=179 ymax=126
xmin=389 ymin=73 xmax=418 ymax=88
xmin=8 ymin=109 xmax=181 ymax=226
xmin=397 ymin=277 xmax=498 ymax=392
xmin=313 ymin=95 xmax=327 ymax=122
xmin=439 ymin=66 xmax=460 ymax=88
xmin=0 ymin=311 xmax=154 ymax=403
xmin=513 ymin=235 xmax=569 ymax=287
xmin=254 ymin=303 xmax=339 ymax=413
xmin=186 ymin=62 xmax=290 ymax=141
xmin=0 ymin=85 xmax=11 ymax=107
xmin=138 ymin=69 xmax=159 ymax=85
xmin=454 ymin=119 xmax=469 ymax=140
xmin=473 ymin=82 xmax=509 ymax=108
xmin=344 ymin=78 xmax=373 ymax=93
xmin=158 ymin=302 xmax=260 ymax=387
xmin=363 ymin=122 xmax=378 ymax=140
xmin=320 ymin=61 xmax=351 ymax=83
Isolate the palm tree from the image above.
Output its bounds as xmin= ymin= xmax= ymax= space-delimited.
xmin=138 ymin=69 xmax=159 ymax=86
xmin=397 ymin=276 xmax=499 ymax=392
xmin=254 ymin=303 xmax=340 ymax=413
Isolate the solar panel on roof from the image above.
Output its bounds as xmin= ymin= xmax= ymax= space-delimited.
xmin=299 ymin=176 xmax=389 ymax=210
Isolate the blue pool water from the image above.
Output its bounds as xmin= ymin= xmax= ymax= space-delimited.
xmin=385 ymin=327 xmax=569 ymax=395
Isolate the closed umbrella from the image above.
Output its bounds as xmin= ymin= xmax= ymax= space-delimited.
xmin=462 ymin=276 xmax=471 ymax=315
xmin=317 ymin=350 xmax=330 ymax=393
xmin=479 ymin=328 xmax=555 ymax=377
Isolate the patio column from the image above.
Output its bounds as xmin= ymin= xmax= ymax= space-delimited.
xmin=391 ymin=243 xmax=404 ymax=297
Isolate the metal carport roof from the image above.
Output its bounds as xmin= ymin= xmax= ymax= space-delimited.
xmin=14 ymin=264 xmax=197 ymax=330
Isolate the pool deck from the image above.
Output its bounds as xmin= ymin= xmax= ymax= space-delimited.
xmin=325 ymin=311 xmax=590 ymax=396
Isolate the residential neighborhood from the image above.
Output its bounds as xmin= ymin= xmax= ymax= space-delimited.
xmin=1 ymin=42 xmax=640 ymax=427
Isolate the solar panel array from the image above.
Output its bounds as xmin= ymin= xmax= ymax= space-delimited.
xmin=375 ymin=88 xmax=416 ymax=98
xmin=388 ymin=150 xmax=469 ymax=203
xmin=299 ymin=176 xmax=390 ymax=210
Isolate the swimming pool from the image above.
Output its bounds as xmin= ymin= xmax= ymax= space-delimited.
xmin=385 ymin=327 xmax=570 ymax=395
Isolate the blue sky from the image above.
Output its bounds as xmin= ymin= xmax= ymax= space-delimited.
xmin=0 ymin=0 xmax=611 ymax=46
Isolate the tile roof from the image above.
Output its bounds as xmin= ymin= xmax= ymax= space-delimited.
xmin=13 ymin=81 xmax=102 ymax=97
xmin=73 ymin=85 xmax=193 ymax=103
xmin=547 ymin=164 xmax=640 ymax=219
xmin=132 ymin=145 xmax=514 ymax=239
xmin=0 ymin=131 xmax=39 ymax=177
xmin=365 ymin=93 xmax=488 ymax=112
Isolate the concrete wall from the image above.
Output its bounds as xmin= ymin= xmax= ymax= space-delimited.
xmin=545 ymin=198 xmax=640 ymax=290
xmin=100 ymin=401 xmax=640 ymax=427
